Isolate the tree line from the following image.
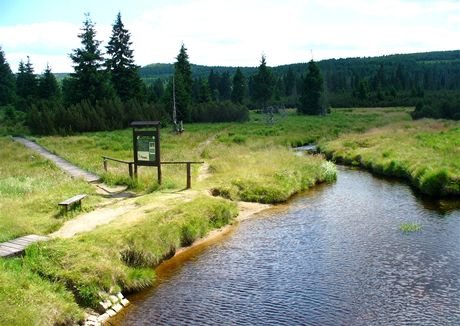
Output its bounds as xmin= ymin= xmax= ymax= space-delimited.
xmin=141 ymin=50 xmax=460 ymax=120
xmin=0 ymin=12 xmax=327 ymax=135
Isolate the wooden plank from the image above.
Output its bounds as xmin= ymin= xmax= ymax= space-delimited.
xmin=161 ymin=161 xmax=204 ymax=164
xmin=22 ymin=235 xmax=49 ymax=241
xmin=1 ymin=242 xmax=23 ymax=250
xmin=0 ymin=234 xmax=50 ymax=258
xmin=8 ymin=238 xmax=33 ymax=246
xmin=0 ymin=248 xmax=15 ymax=256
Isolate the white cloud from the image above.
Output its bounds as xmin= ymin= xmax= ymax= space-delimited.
xmin=1 ymin=0 xmax=459 ymax=72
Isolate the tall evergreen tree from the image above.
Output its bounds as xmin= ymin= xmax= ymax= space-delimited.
xmin=174 ymin=43 xmax=193 ymax=122
xmin=68 ymin=13 xmax=113 ymax=105
xmin=38 ymin=64 xmax=60 ymax=101
xmin=208 ymin=69 xmax=220 ymax=101
xmin=231 ymin=68 xmax=246 ymax=104
xmin=299 ymin=60 xmax=325 ymax=115
xmin=218 ymin=71 xmax=232 ymax=101
xmin=0 ymin=47 xmax=16 ymax=106
xmin=285 ymin=67 xmax=296 ymax=97
xmin=16 ymin=56 xmax=37 ymax=110
xmin=106 ymin=12 xmax=143 ymax=102
xmin=252 ymin=55 xmax=274 ymax=109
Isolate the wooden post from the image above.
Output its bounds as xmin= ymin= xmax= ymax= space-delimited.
xmin=158 ymin=164 xmax=162 ymax=185
xmin=128 ymin=163 xmax=133 ymax=178
xmin=134 ymin=164 xmax=138 ymax=179
xmin=186 ymin=162 xmax=191 ymax=189
xmin=103 ymin=159 xmax=107 ymax=172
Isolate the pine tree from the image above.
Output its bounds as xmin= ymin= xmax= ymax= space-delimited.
xmin=218 ymin=71 xmax=232 ymax=101
xmin=252 ymin=55 xmax=274 ymax=110
xmin=16 ymin=56 xmax=37 ymax=110
xmin=198 ymin=78 xmax=211 ymax=103
xmin=174 ymin=43 xmax=193 ymax=122
xmin=106 ymin=12 xmax=143 ymax=102
xmin=299 ymin=60 xmax=325 ymax=115
xmin=68 ymin=13 xmax=113 ymax=105
xmin=38 ymin=64 xmax=60 ymax=101
xmin=285 ymin=67 xmax=296 ymax=97
xmin=0 ymin=47 xmax=16 ymax=106
xmin=208 ymin=69 xmax=220 ymax=101
xmin=231 ymin=68 xmax=246 ymax=104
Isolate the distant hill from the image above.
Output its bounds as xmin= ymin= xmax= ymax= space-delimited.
xmin=139 ymin=63 xmax=257 ymax=84
xmin=139 ymin=50 xmax=460 ymax=90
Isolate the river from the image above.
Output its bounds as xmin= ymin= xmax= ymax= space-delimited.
xmin=117 ymin=167 xmax=460 ymax=325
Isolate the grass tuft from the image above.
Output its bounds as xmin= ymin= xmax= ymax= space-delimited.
xmin=399 ymin=222 xmax=422 ymax=232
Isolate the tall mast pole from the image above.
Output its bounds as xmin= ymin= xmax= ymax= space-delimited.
xmin=172 ymin=77 xmax=177 ymax=126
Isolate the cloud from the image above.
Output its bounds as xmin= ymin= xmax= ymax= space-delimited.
xmin=1 ymin=0 xmax=459 ymax=72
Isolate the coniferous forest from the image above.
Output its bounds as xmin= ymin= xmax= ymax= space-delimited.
xmin=1 ymin=12 xmax=459 ymax=135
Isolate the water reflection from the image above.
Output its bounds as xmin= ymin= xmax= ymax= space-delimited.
xmin=119 ymin=167 xmax=460 ymax=325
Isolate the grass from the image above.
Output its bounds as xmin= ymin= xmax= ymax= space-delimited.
xmin=23 ymin=196 xmax=237 ymax=309
xmin=399 ymin=222 xmax=423 ymax=232
xmin=321 ymin=119 xmax=460 ymax=196
xmin=34 ymin=108 xmax=408 ymax=197
xmin=0 ymin=258 xmax=83 ymax=325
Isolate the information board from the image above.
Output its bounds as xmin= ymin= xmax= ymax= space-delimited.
xmin=136 ymin=135 xmax=156 ymax=162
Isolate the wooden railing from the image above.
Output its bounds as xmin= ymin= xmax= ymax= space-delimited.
xmin=102 ymin=156 xmax=135 ymax=178
xmin=161 ymin=161 xmax=204 ymax=189
xmin=102 ymin=157 xmax=204 ymax=189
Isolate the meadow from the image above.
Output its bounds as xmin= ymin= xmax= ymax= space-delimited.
xmin=321 ymin=119 xmax=460 ymax=196
xmin=3 ymin=107 xmax=448 ymax=325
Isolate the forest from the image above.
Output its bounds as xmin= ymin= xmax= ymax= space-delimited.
xmin=0 ymin=13 xmax=459 ymax=136
xmin=141 ymin=50 xmax=460 ymax=118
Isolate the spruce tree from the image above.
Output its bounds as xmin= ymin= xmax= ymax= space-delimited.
xmin=299 ymin=60 xmax=325 ymax=115
xmin=38 ymin=64 xmax=60 ymax=101
xmin=68 ymin=13 xmax=113 ymax=105
xmin=174 ymin=43 xmax=193 ymax=122
xmin=16 ymin=56 xmax=37 ymax=110
xmin=218 ymin=71 xmax=232 ymax=101
xmin=0 ymin=47 xmax=16 ymax=106
xmin=252 ymin=55 xmax=274 ymax=110
xmin=208 ymin=69 xmax=220 ymax=101
xmin=231 ymin=68 xmax=246 ymax=104
xmin=285 ymin=67 xmax=296 ymax=97
xmin=106 ymin=12 xmax=143 ymax=102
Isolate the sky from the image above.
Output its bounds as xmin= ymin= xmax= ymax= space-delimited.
xmin=1 ymin=0 xmax=460 ymax=73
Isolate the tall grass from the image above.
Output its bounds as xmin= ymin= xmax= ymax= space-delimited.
xmin=0 ymin=138 xmax=100 ymax=242
xmin=23 ymin=196 xmax=237 ymax=308
xmin=0 ymin=258 xmax=83 ymax=325
xmin=321 ymin=119 xmax=460 ymax=196
xmin=34 ymin=108 xmax=406 ymax=197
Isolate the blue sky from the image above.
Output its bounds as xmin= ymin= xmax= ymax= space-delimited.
xmin=1 ymin=0 xmax=459 ymax=73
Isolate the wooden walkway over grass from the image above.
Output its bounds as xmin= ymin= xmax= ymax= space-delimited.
xmin=13 ymin=137 xmax=100 ymax=183
xmin=0 ymin=235 xmax=50 ymax=257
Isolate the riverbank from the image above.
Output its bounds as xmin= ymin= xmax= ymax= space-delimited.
xmin=114 ymin=167 xmax=460 ymax=325
xmin=321 ymin=119 xmax=460 ymax=197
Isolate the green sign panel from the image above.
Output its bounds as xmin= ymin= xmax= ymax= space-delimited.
xmin=136 ymin=135 xmax=156 ymax=162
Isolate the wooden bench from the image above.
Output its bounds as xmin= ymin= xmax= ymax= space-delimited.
xmin=58 ymin=194 xmax=87 ymax=212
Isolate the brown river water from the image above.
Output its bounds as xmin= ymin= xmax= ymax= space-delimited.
xmin=115 ymin=166 xmax=460 ymax=325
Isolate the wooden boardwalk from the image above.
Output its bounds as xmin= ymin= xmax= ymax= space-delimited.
xmin=0 ymin=235 xmax=50 ymax=257
xmin=13 ymin=137 xmax=100 ymax=183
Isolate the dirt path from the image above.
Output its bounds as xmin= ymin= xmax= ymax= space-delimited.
xmin=51 ymin=190 xmax=199 ymax=238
